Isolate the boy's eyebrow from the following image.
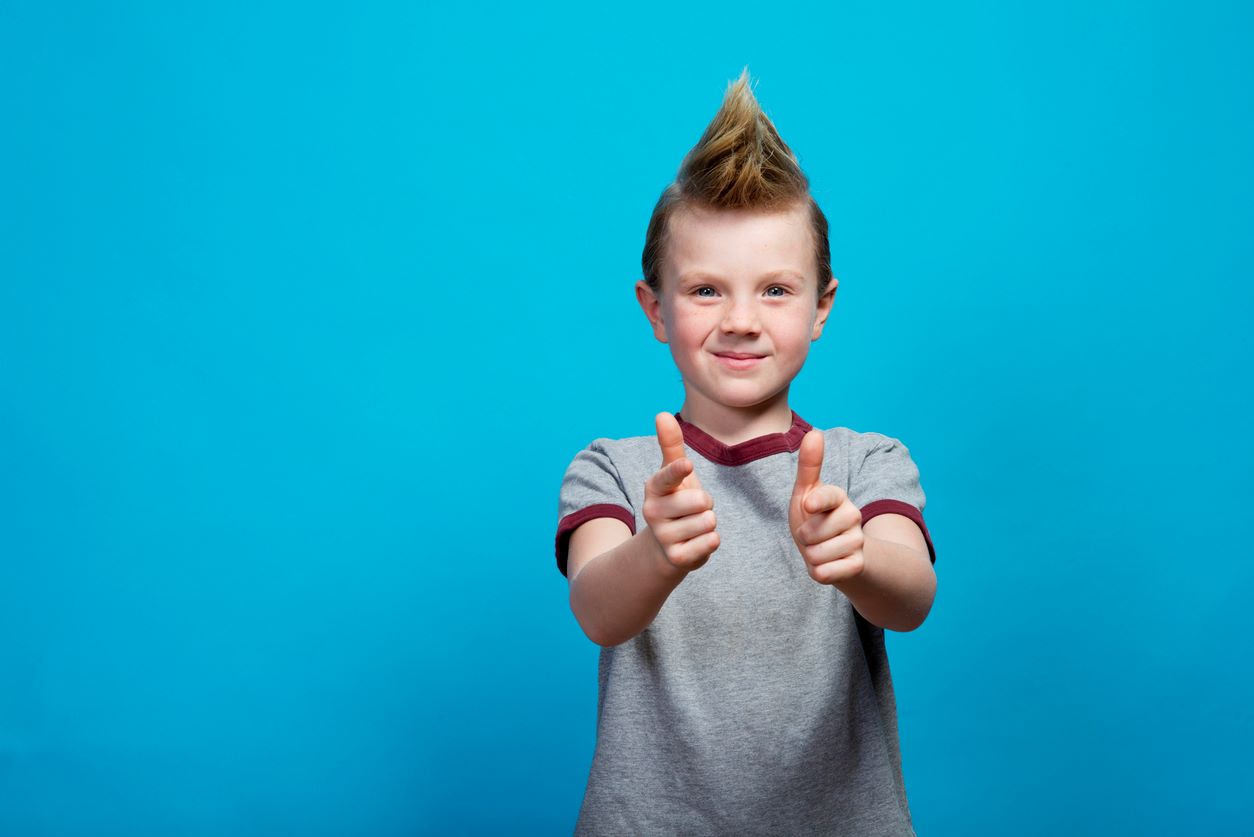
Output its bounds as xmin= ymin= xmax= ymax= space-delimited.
xmin=677 ymin=269 xmax=806 ymax=284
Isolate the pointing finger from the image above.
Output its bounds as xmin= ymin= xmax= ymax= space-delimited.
xmin=804 ymin=484 xmax=847 ymax=515
xmin=649 ymin=457 xmax=692 ymax=496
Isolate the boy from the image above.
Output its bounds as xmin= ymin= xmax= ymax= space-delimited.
xmin=554 ymin=69 xmax=937 ymax=836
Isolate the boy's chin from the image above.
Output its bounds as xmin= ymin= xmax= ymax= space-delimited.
xmin=686 ymin=386 xmax=788 ymax=411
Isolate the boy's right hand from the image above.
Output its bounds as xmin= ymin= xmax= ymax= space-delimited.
xmin=642 ymin=412 xmax=720 ymax=573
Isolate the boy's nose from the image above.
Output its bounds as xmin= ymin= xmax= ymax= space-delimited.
xmin=721 ymin=302 xmax=761 ymax=333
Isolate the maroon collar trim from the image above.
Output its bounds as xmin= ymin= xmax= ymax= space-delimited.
xmin=674 ymin=410 xmax=813 ymax=466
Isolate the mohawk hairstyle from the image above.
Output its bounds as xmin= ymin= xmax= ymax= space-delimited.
xmin=641 ymin=67 xmax=832 ymax=299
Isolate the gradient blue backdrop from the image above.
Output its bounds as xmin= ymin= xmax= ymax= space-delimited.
xmin=3 ymin=2 xmax=1251 ymax=834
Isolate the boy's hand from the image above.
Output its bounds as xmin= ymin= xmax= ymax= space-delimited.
xmin=789 ymin=429 xmax=866 ymax=585
xmin=642 ymin=412 xmax=720 ymax=573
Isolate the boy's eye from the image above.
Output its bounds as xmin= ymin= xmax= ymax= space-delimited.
xmin=693 ymin=286 xmax=790 ymax=298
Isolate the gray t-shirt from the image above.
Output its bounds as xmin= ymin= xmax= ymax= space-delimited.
xmin=554 ymin=410 xmax=935 ymax=836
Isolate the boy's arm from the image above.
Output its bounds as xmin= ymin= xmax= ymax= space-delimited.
xmin=792 ymin=430 xmax=935 ymax=632
xmin=567 ymin=518 xmax=688 ymax=647
xmin=561 ymin=413 xmax=717 ymax=647
xmin=838 ymin=513 xmax=936 ymax=632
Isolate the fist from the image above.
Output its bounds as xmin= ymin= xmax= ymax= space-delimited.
xmin=789 ymin=429 xmax=865 ymax=585
xmin=642 ymin=412 xmax=720 ymax=573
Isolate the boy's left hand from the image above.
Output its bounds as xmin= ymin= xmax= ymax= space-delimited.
xmin=789 ymin=429 xmax=866 ymax=585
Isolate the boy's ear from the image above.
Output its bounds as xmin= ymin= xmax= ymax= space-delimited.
xmin=811 ymin=276 xmax=838 ymax=341
xmin=636 ymin=280 xmax=668 ymax=344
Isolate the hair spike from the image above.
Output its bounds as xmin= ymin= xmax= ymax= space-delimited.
xmin=676 ymin=66 xmax=810 ymax=209
xmin=642 ymin=68 xmax=832 ymax=297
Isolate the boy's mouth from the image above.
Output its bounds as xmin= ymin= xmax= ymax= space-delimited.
xmin=713 ymin=352 xmax=766 ymax=370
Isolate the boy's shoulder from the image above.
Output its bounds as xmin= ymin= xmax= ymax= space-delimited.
xmin=825 ymin=425 xmax=908 ymax=450
xmin=574 ymin=432 xmax=661 ymax=465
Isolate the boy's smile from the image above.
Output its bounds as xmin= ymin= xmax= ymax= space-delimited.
xmin=713 ymin=353 xmax=765 ymax=370
xmin=637 ymin=202 xmax=836 ymax=440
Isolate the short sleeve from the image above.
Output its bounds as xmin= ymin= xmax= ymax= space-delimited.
xmin=553 ymin=440 xmax=637 ymax=578
xmin=849 ymin=434 xmax=936 ymax=564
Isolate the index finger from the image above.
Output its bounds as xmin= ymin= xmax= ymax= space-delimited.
xmin=648 ymin=457 xmax=692 ymax=496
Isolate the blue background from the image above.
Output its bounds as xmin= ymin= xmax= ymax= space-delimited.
xmin=3 ymin=1 xmax=1252 ymax=834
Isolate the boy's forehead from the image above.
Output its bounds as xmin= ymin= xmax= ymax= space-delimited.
xmin=666 ymin=203 xmax=814 ymax=280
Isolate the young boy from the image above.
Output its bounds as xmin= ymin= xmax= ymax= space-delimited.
xmin=554 ymin=69 xmax=937 ymax=836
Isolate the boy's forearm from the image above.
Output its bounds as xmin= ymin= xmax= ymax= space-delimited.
xmin=834 ymin=536 xmax=936 ymax=632
xmin=570 ymin=528 xmax=689 ymax=647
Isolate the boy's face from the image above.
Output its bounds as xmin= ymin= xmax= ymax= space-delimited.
xmin=636 ymin=202 xmax=836 ymax=415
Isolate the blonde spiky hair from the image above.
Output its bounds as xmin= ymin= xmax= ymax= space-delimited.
xmin=641 ymin=67 xmax=832 ymax=298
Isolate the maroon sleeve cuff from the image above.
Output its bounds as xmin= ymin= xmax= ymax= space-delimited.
xmin=554 ymin=504 xmax=637 ymax=578
xmin=859 ymin=499 xmax=936 ymax=564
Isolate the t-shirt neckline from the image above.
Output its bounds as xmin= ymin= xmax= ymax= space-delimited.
xmin=673 ymin=409 xmax=813 ymax=466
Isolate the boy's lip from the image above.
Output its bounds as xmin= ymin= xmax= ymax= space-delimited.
xmin=713 ymin=352 xmax=767 ymax=371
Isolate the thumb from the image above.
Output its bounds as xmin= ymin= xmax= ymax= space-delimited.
xmin=655 ymin=412 xmax=686 ymax=468
xmin=792 ymin=429 xmax=824 ymax=504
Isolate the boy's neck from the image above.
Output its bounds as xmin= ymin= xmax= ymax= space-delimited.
xmin=677 ymin=393 xmax=795 ymax=448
